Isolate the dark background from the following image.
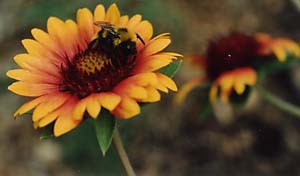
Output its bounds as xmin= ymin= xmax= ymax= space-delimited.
xmin=1 ymin=0 xmax=300 ymax=175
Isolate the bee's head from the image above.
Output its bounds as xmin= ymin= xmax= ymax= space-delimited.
xmin=118 ymin=28 xmax=136 ymax=42
xmin=95 ymin=28 xmax=119 ymax=52
xmin=117 ymin=40 xmax=137 ymax=56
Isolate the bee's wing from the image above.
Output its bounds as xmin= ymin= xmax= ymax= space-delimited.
xmin=94 ymin=21 xmax=114 ymax=29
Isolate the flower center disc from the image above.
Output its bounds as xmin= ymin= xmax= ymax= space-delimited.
xmin=59 ymin=35 xmax=137 ymax=99
xmin=206 ymin=33 xmax=261 ymax=80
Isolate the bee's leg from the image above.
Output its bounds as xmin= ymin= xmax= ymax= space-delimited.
xmin=86 ymin=39 xmax=98 ymax=52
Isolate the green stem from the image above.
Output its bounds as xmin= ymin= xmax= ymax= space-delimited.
xmin=113 ymin=128 xmax=136 ymax=176
xmin=258 ymin=87 xmax=300 ymax=117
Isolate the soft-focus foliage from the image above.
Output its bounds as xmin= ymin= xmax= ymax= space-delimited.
xmin=2 ymin=0 xmax=300 ymax=175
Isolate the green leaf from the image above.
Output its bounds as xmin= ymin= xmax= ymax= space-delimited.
xmin=94 ymin=110 xmax=117 ymax=156
xmin=255 ymin=55 xmax=300 ymax=83
xmin=39 ymin=124 xmax=54 ymax=140
xmin=40 ymin=129 xmax=54 ymax=140
xmin=24 ymin=110 xmax=33 ymax=116
xmin=157 ymin=59 xmax=182 ymax=78
xmin=198 ymin=101 xmax=212 ymax=123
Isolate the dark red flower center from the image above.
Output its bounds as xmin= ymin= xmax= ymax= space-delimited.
xmin=206 ymin=33 xmax=261 ymax=80
xmin=59 ymin=28 xmax=137 ymax=99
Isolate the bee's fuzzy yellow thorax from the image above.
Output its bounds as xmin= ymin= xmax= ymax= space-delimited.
xmin=118 ymin=29 xmax=137 ymax=42
xmin=113 ymin=28 xmax=137 ymax=46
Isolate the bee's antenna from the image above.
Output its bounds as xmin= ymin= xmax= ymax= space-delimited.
xmin=136 ymin=34 xmax=145 ymax=45
xmin=94 ymin=21 xmax=111 ymax=26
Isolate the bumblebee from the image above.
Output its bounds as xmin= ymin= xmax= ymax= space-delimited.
xmin=87 ymin=22 xmax=145 ymax=69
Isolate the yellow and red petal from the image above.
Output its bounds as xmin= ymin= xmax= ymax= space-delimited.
xmin=209 ymin=84 xmax=218 ymax=104
xmin=94 ymin=4 xmax=105 ymax=22
xmin=13 ymin=95 xmax=47 ymax=117
xmin=32 ymin=93 xmax=70 ymax=122
xmin=105 ymin=3 xmax=120 ymax=25
xmin=119 ymin=15 xmax=129 ymax=27
xmin=47 ymin=17 xmax=78 ymax=59
xmin=233 ymin=68 xmax=256 ymax=94
xmin=8 ymin=82 xmax=57 ymax=97
xmin=72 ymin=92 xmax=121 ymax=120
xmin=22 ymin=39 xmax=59 ymax=63
xmin=54 ymin=99 xmax=82 ymax=137
xmin=175 ymin=77 xmax=205 ymax=105
xmin=209 ymin=67 xmax=257 ymax=104
xmin=96 ymin=92 xmax=121 ymax=111
xmin=72 ymin=98 xmax=87 ymax=121
xmin=140 ymin=86 xmax=161 ymax=102
xmin=156 ymin=73 xmax=178 ymax=91
xmin=133 ymin=53 xmax=175 ymax=74
xmin=77 ymin=8 xmax=94 ymax=44
xmin=86 ymin=95 xmax=101 ymax=119
xmin=7 ymin=69 xmax=58 ymax=84
xmin=127 ymin=14 xmax=142 ymax=29
xmin=31 ymin=28 xmax=62 ymax=57
xmin=256 ymin=33 xmax=300 ymax=62
xmin=112 ymin=96 xmax=140 ymax=119
xmin=119 ymin=72 xmax=158 ymax=87
xmin=135 ymin=21 xmax=153 ymax=42
xmin=13 ymin=54 xmax=60 ymax=77
xmin=140 ymin=34 xmax=171 ymax=57
xmin=38 ymin=108 xmax=61 ymax=128
xmin=65 ymin=20 xmax=84 ymax=55
xmin=114 ymin=83 xmax=148 ymax=100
